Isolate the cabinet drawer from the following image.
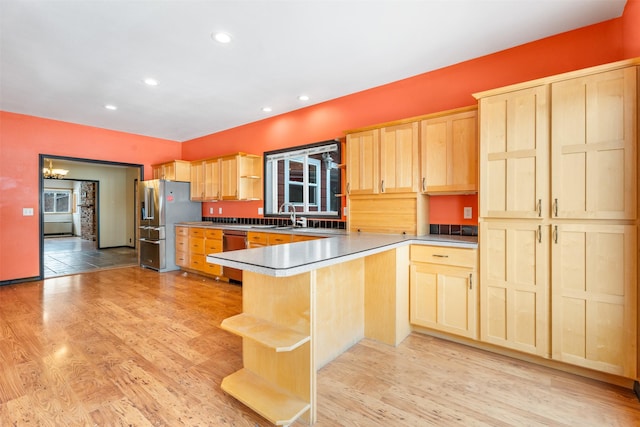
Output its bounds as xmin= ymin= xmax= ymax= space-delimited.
xmin=205 ymin=239 xmax=223 ymax=253
xmin=205 ymin=229 xmax=222 ymax=239
xmin=292 ymin=234 xmax=320 ymax=242
xmin=269 ymin=233 xmax=292 ymax=245
xmin=176 ymin=235 xmax=189 ymax=252
xmin=189 ymin=227 xmax=205 ymax=238
xmin=190 ymin=254 xmax=205 ymax=270
xmin=176 ymin=226 xmax=189 ymax=237
xmin=176 ymin=250 xmax=189 ymax=267
xmin=190 ymin=237 xmax=205 ymax=254
xmin=247 ymin=232 xmax=268 ymax=245
xmin=410 ymin=245 xmax=477 ymax=268
xmin=203 ymin=262 xmax=222 ymax=276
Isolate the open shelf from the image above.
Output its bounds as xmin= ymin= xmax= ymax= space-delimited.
xmin=221 ymin=368 xmax=310 ymax=426
xmin=221 ymin=313 xmax=310 ymax=352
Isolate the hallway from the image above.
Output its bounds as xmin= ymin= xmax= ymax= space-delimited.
xmin=44 ymin=236 xmax=137 ymax=278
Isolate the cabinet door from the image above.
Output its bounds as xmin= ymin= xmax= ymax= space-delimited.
xmin=190 ymin=161 xmax=205 ymax=201
xmin=479 ymin=85 xmax=549 ymax=218
xmin=220 ymin=156 xmax=239 ymax=200
xmin=551 ymin=223 xmax=637 ymax=377
xmin=204 ymin=158 xmax=221 ymax=200
xmin=410 ymin=263 xmax=477 ymax=339
xmin=238 ymin=155 xmax=262 ymax=200
xmin=380 ymin=122 xmax=419 ymax=193
xmin=346 ymin=129 xmax=379 ymax=195
xmin=551 ymin=67 xmax=637 ymax=220
xmin=480 ymin=221 xmax=549 ymax=357
xmin=421 ymin=109 xmax=477 ymax=193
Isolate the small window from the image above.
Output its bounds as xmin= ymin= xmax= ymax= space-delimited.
xmin=264 ymin=140 xmax=341 ymax=218
xmin=44 ymin=189 xmax=71 ymax=213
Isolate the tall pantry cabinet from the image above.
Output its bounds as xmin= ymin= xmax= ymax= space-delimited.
xmin=475 ymin=59 xmax=638 ymax=378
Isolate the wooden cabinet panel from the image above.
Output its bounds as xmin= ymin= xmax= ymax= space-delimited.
xmin=190 ymin=160 xmax=205 ymax=200
xmin=379 ymin=122 xmax=419 ymax=193
xmin=247 ymin=231 xmax=268 ymax=248
xmin=479 ymin=85 xmax=549 ymax=218
xmin=346 ymin=129 xmax=380 ymax=195
xmin=551 ymin=223 xmax=637 ymax=377
xmin=551 ymin=67 xmax=637 ymax=220
xmin=409 ymin=245 xmax=478 ymax=339
xmin=204 ymin=158 xmax=221 ymax=200
xmin=421 ymin=108 xmax=477 ymax=194
xmin=220 ymin=156 xmax=238 ymax=200
xmin=269 ymin=233 xmax=292 ymax=245
xmin=152 ymin=160 xmax=191 ymax=182
xmin=220 ymin=154 xmax=263 ymax=200
xmin=479 ymin=221 xmax=549 ymax=357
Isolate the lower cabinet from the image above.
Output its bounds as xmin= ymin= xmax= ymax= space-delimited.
xmin=186 ymin=227 xmax=223 ymax=277
xmin=409 ymin=245 xmax=478 ymax=339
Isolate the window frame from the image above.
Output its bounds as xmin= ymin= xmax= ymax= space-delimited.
xmin=43 ymin=189 xmax=72 ymax=214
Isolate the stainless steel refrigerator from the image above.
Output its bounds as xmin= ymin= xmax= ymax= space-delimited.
xmin=139 ymin=179 xmax=201 ymax=272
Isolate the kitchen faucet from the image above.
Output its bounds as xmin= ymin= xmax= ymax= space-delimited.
xmin=278 ymin=202 xmax=297 ymax=227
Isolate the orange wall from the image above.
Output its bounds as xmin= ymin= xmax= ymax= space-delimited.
xmin=0 ymin=112 xmax=180 ymax=281
xmin=1 ymin=4 xmax=637 ymax=282
xmin=182 ymin=16 xmax=625 ymax=222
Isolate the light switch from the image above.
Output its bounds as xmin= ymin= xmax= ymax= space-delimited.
xmin=23 ymin=207 xmax=34 ymax=216
xmin=463 ymin=207 xmax=472 ymax=219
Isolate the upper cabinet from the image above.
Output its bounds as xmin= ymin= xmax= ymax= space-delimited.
xmin=346 ymin=122 xmax=419 ymax=195
xmin=478 ymin=85 xmax=549 ymax=219
xmin=379 ymin=122 xmax=420 ymax=193
xmin=152 ymin=160 xmax=191 ymax=182
xmin=420 ymin=107 xmax=478 ymax=194
xmin=190 ymin=157 xmax=222 ymax=201
xmin=551 ymin=67 xmax=637 ymax=220
xmin=220 ymin=153 xmax=262 ymax=201
xmin=345 ymin=129 xmax=380 ymax=195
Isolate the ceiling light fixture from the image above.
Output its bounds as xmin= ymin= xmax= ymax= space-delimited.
xmin=105 ymin=104 xmax=117 ymax=110
xmin=212 ymin=32 xmax=232 ymax=43
xmin=144 ymin=78 xmax=159 ymax=86
xmin=262 ymin=106 xmax=273 ymax=113
xmin=43 ymin=159 xmax=69 ymax=179
xmin=298 ymin=95 xmax=310 ymax=101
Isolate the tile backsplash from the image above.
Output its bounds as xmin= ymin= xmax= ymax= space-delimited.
xmin=430 ymin=223 xmax=478 ymax=236
xmin=201 ymin=216 xmax=346 ymax=230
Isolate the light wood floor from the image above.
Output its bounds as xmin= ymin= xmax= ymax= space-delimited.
xmin=1 ymin=267 xmax=639 ymax=426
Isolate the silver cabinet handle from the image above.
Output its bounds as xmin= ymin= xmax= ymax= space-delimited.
xmin=346 ymin=183 xmax=350 ymax=194
xmin=381 ymin=180 xmax=385 ymax=193
xmin=422 ymin=177 xmax=426 ymax=192
xmin=469 ymin=273 xmax=473 ymax=290
xmin=537 ymin=225 xmax=542 ymax=243
xmin=553 ymin=225 xmax=558 ymax=244
xmin=432 ymin=254 xmax=449 ymax=258
xmin=537 ymin=199 xmax=542 ymax=217
xmin=553 ymin=198 xmax=558 ymax=217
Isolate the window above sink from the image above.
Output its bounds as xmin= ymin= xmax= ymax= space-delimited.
xmin=264 ymin=140 xmax=342 ymax=219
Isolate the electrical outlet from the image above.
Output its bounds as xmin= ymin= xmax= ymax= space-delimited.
xmin=258 ymin=207 xmax=263 ymax=215
xmin=22 ymin=207 xmax=34 ymax=216
xmin=209 ymin=207 xmax=213 ymax=214
xmin=463 ymin=206 xmax=472 ymax=219
xmin=218 ymin=207 xmax=223 ymax=214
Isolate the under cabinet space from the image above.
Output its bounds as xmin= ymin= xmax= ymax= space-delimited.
xmin=221 ymin=368 xmax=310 ymax=426
xmin=221 ymin=313 xmax=310 ymax=352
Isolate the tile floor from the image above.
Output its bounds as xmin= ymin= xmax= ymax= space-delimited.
xmin=44 ymin=236 xmax=138 ymax=278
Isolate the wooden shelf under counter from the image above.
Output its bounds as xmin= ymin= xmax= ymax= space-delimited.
xmin=221 ymin=313 xmax=310 ymax=352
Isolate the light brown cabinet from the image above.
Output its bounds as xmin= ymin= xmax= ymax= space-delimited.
xmin=184 ymin=227 xmax=223 ymax=277
xmin=409 ymin=245 xmax=478 ymax=340
xmin=152 ymin=160 xmax=191 ymax=182
xmin=345 ymin=129 xmax=379 ymax=195
xmin=480 ymin=221 xmax=549 ymax=357
xmin=220 ymin=153 xmax=262 ymax=201
xmin=475 ymin=59 xmax=638 ymax=377
xmin=420 ymin=107 xmax=478 ymax=194
xmin=247 ymin=230 xmax=321 ymax=248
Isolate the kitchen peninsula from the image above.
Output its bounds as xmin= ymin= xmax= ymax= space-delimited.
xmin=207 ymin=232 xmax=477 ymax=425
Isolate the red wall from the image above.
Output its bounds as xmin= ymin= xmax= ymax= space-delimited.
xmin=182 ymin=16 xmax=625 ymax=222
xmin=1 ymin=3 xmax=637 ymax=282
xmin=0 ymin=112 xmax=180 ymax=281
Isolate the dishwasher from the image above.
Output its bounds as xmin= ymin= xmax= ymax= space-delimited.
xmin=222 ymin=229 xmax=247 ymax=283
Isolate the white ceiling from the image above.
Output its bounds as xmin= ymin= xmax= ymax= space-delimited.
xmin=0 ymin=0 xmax=627 ymax=142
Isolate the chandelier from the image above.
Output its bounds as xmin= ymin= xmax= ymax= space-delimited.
xmin=42 ymin=159 xmax=69 ymax=179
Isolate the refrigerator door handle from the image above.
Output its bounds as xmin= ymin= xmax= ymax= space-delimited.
xmin=143 ymin=186 xmax=155 ymax=220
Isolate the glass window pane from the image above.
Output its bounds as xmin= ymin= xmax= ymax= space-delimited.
xmin=44 ymin=192 xmax=54 ymax=212
xmin=289 ymin=184 xmax=303 ymax=203
xmin=56 ymin=193 xmax=70 ymax=212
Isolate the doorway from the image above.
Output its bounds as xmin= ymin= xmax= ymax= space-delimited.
xmin=39 ymin=155 xmax=143 ymax=279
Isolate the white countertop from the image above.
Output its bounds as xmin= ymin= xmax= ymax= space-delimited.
xmin=207 ymin=232 xmax=477 ymax=277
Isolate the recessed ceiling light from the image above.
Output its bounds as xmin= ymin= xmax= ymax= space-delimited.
xmin=144 ymin=78 xmax=159 ymax=86
xmin=298 ymin=95 xmax=310 ymax=101
xmin=212 ymin=32 xmax=232 ymax=43
xmin=262 ymin=107 xmax=273 ymax=113
xmin=105 ymin=104 xmax=117 ymax=110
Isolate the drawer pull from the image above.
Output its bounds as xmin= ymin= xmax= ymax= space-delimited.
xmin=469 ymin=273 xmax=473 ymax=290
xmin=432 ymin=254 xmax=449 ymax=258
